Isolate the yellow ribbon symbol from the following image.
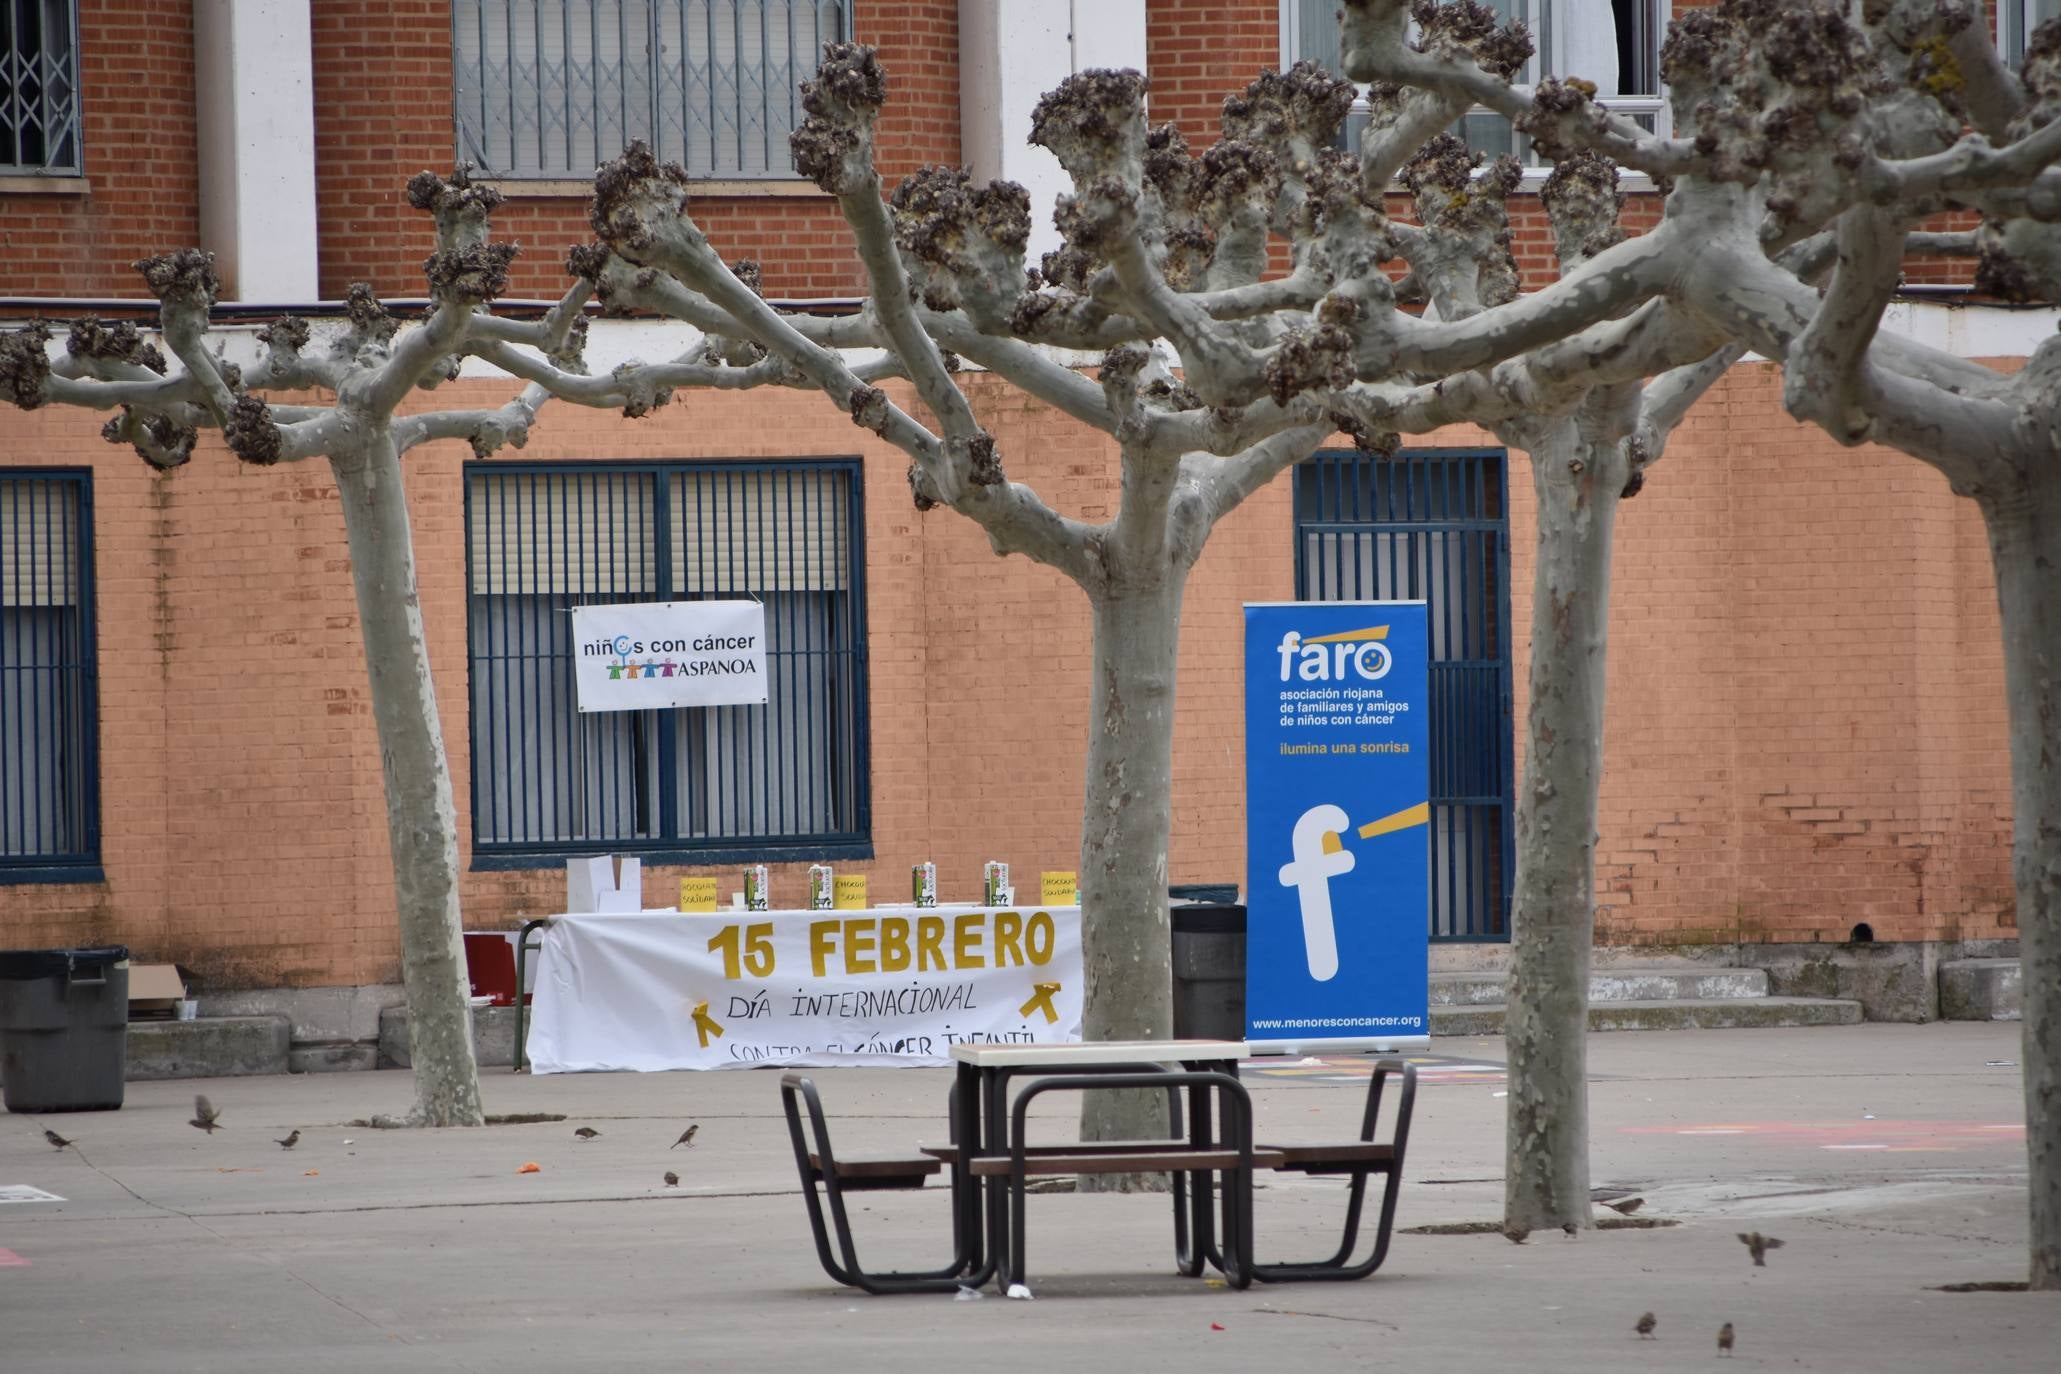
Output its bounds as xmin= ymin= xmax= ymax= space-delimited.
xmin=1019 ymin=981 xmax=1062 ymax=1025
xmin=690 ymin=999 xmax=725 ymax=1048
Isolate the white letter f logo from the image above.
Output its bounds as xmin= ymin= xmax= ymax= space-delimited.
xmin=1279 ymin=804 xmax=1354 ymax=981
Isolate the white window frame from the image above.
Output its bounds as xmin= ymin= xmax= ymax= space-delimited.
xmin=1282 ymin=0 xmax=1672 ymax=185
xmin=2002 ymin=0 xmax=2061 ymax=68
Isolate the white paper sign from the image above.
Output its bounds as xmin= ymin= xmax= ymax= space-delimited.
xmin=571 ymin=600 xmax=768 ymax=712
xmin=567 ymin=855 xmax=642 ymax=913
xmin=525 ymin=905 xmax=1085 ymax=1071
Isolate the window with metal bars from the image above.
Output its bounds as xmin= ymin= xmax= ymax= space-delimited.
xmin=464 ymin=460 xmax=869 ymax=866
xmin=0 ymin=470 xmax=99 ymax=882
xmin=1285 ymin=0 xmax=1668 ymax=170
xmin=1294 ymin=449 xmax=1514 ymax=941
xmin=452 ymin=0 xmax=849 ymax=180
xmin=1 ymin=0 xmax=82 ymax=175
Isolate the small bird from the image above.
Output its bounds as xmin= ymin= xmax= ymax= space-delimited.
xmin=663 ymin=1171 xmax=679 ymax=1187
xmin=44 ymin=1129 xmax=73 ymax=1151
xmin=671 ymin=1125 xmax=699 ymax=1149
xmin=1737 ymin=1231 xmax=1785 ymax=1266
xmin=1634 ymin=1312 xmax=1656 ymax=1340
xmin=1603 ymin=1196 xmax=1646 ymax=1217
xmin=1502 ymin=1225 xmax=1530 ymax=1245
xmin=573 ymin=1126 xmax=601 ymax=1140
xmin=275 ymin=1130 xmax=300 ymax=1149
xmin=1717 ymin=1321 xmax=1735 ymax=1356
xmin=189 ymin=1094 xmax=223 ymax=1133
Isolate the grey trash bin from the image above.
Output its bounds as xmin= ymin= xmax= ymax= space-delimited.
xmin=0 ymin=946 xmax=130 ymax=1113
xmin=1171 ymin=901 xmax=1246 ymax=1040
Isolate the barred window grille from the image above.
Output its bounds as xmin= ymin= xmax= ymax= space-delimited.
xmin=1 ymin=0 xmax=82 ymax=175
xmin=452 ymin=0 xmax=849 ymax=180
xmin=1 ymin=471 xmax=98 ymax=879
xmin=464 ymin=460 xmax=870 ymax=864
xmin=1288 ymin=0 xmax=1667 ymax=167
xmin=1294 ymin=450 xmax=1514 ymax=941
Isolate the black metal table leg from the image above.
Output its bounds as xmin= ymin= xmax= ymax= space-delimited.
xmin=951 ymin=1061 xmax=990 ymax=1283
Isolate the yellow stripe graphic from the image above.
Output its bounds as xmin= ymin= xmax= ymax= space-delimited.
xmin=1357 ymin=802 xmax=1431 ymax=840
xmin=1302 ymin=626 xmax=1389 ymax=645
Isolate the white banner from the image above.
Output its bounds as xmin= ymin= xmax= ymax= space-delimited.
xmin=526 ymin=906 xmax=1085 ymax=1071
xmin=571 ymin=600 xmax=768 ymax=712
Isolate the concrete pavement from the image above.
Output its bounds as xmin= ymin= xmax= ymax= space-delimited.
xmin=1 ymin=1023 xmax=2053 ymax=1372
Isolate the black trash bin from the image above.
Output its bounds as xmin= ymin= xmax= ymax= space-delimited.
xmin=1170 ymin=900 xmax=1246 ymax=1040
xmin=0 ymin=946 xmax=130 ymax=1113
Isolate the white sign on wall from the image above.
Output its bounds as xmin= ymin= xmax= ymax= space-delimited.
xmin=571 ymin=600 xmax=768 ymax=713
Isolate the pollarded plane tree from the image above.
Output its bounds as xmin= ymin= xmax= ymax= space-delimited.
xmin=1342 ymin=0 xmax=2061 ymax=1283
xmin=507 ymin=15 xmax=1747 ymax=1155
xmin=0 ymin=181 xmax=932 ymax=1127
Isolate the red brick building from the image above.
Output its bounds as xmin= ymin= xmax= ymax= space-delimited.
xmin=0 ymin=3 xmax=2034 ymax=1030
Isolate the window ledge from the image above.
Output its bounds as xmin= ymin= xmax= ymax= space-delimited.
xmin=0 ymin=864 xmax=106 ymax=887
xmin=483 ymin=177 xmax=829 ymax=200
xmin=0 ymin=175 xmax=90 ymax=197
xmin=472 ymin=839 xmax=874 ymax=871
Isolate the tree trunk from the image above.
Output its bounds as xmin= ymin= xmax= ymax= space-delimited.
xmin=1504 ymin=424 xmax=1624 ymax=1234
xmin=1076 ymin=569 xmax=1187 ymax=1175
xmin=1982 ymin=475 xmax=2061 ymax=1290
xmin=330 ymin=437 xmax=484 ymax=1128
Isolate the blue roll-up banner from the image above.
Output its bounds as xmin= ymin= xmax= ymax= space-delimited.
xmin=1244 ymin=601 xmax=1431 ymax=1052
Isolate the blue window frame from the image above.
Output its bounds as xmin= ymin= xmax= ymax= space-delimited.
xmin=0 ymin=469 xmax=100 ymax=883
xmin=464 ymin=459 xmax=870 ymax=867
xmin=1295 ymin=448 xmax=1515 ymax=941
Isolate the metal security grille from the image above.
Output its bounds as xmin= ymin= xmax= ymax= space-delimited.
xmin=1 ymin=0 xmax=81 ymax=175
xmin=453 ymin=0 xmax=849 ymax=179
xmin=1294 ymin=450 xmax=1514 ymax=941
xmin=464 ymin=460 xmax=869 ymax=865
xmin=0 ymin=470 xmax=98 ymax=880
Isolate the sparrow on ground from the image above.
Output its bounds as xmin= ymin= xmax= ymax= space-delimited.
xmin=1634 ymin=1312 xmax=1656 ymax=1340
xmin=671 ymin=1125 xmax=699 ymax=1149
xmin=275 ymin=1130 xmax=300 ymax=1149
xmin=189 ymin=1094 xmax=223 ymax=1133
xmin=1502 ymin=1226 xmax=1529 ymax=1244
xmin=1737 ymin=1231 xmax=1784 ymax=1266
xmin=44 ymin=1129 xmax=74 ymax=1150
xmin=1717 ymin=1321 xmax=1735 ymax=1356
xmin=573 ymin=1126 xmax=601 ymax=1140
xmin=663 ymin=1171 xmax=679 ymax=1186
xmin=1602 ymin=1197 xmax=1645 ymax=1216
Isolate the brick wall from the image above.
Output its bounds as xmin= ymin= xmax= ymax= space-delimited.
xmin=0 ymin=1 xmax=1983 ymax=301
xmin=0 ymin=0 xmax=198 ymax=296
xmin=310 ymin=0 xmax=959 ymax=302
xmin=0 ymin=356 xmax=2021 ymax=988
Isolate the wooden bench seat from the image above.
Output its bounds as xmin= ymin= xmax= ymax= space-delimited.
xmin=782 ymin=1072 xmax=970 ymax=1295
xmin=1259 ymin=1141 xmax=1398 ymax=1172
xmin=805 ymin=1152 xmax=942 ymax=1190
xmin=970 ymin=1148 xmax=1285 ymax=1177
xmin=1247 ymin=1059 xmax=1418 ymax=1283
xmin=920 ymin=1140 xmax=1194 ymax=1165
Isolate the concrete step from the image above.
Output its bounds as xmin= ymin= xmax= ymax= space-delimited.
xmin=127 ymin=1015 xmax=291 ymax=1080
xmin=1432 ymin=995 xmax=1864 ymax=1037
xmin=1939 ymin=958 xmax=2022 ymax=1022
xmin=378 ymin=1004 xmax=519 ymax=1069
xmin=1430 ymin=967 xmax=1770 ymax=1007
